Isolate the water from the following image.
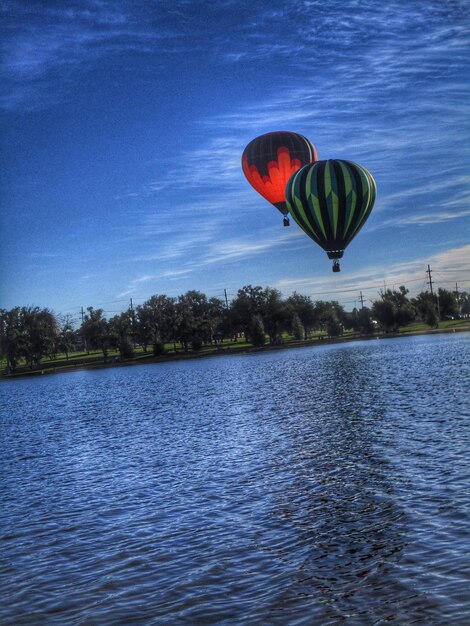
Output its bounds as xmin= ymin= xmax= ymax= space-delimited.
xmin=1 ymin=333 xmax=469 ymax=625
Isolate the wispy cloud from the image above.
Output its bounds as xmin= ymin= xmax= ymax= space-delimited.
xmin=1 ymin=1 xmax=181 ymax=109
xmin=273 ymin=244 xmax=470 ymax=302
xmin=375 ymin=209 xmax=470 ymax=229
xmin=199 ymin=230 xmax=302 ymax=266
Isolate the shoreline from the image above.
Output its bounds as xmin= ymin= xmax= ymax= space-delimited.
xmin=2 ymin=325 xmax=469 ymax=381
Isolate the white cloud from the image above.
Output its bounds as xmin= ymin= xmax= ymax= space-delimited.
xmin=378 ymin=209 xmax=470 ymax=228
xmin=272 ymin=244 xmax=470 ymax=303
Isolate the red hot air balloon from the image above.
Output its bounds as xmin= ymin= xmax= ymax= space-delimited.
xmin=242 ymin=131 xmax=318 ymax=226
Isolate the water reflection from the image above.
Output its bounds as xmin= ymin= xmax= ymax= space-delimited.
xmin=239 ymin=348 xmax=407 ymax=622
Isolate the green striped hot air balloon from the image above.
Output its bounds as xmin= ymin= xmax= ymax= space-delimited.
xmin=285 ymin=159 xmax=376 ymax=272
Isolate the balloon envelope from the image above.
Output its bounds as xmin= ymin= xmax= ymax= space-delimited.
xmin=242 ymin=131 xmax=318 ymax=217
xmin=285 ymin=159 xmax=376 ymax=261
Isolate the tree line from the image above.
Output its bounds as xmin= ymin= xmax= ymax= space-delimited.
xmin=1 ymin=285 xmax=467 ymax=372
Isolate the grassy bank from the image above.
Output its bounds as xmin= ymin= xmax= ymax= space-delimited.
xmin=2 ymin=319 xmax=469 ymax=380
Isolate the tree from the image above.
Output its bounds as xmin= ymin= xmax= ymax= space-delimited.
xmin=326 ymin=315 xmax=342 ymax=337
xmin=203 ymin=297 xmax=226 ymax=344
xmin=80 ymin=307 xmax=111 ymax=361
xmin=314 ymin=300 xmax=346 ymax=333
xmin=175 ymin=291 xmax=208 ymax=351
xmin=424 ymin=303 xmax=439 ymax=328
xmin=214 ymin=304 xmax=232 ymax=343
xmin=412 ymin=292 xmax=439 ymax=328
xmin=371 ymin=299 xmax=397 ymax=332
xmin=262 ymin=287 xmax=290 ymax=344
xmin=136 ymin=295 xmax=176 ymax=354
xmin=109 ymin=311 xmax=134 ymax=358
xmin=20 ymin=307 xmax=58 ymax=368
xmin=458 ymin=291 xmax=470 ymax=316
xmin=230 ymin=285 xmax=289 ymax=344
xmin=250 ymin=315 xmax=266 ymax=347
xmin=437 ymin=288 xmax=459 ymax=319
xmin=348 ymin=307 xmax=375 ymax=335
xmin=291 ymin=313 xmax=305 ymax=340
xmin=0 ymin=307 xmax=23 ymax=372
xmin=286 ymin=293 xmax=317 ymax=338
xmin=57 ymin=314 xmax=75 ymax=359
xmin=372 ymin=287 xmax=415 ymax=331
xmin=230 ymin=285 xmax=266 ymax=340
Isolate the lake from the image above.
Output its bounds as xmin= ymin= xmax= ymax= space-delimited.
xmin=1 ymin=333 xmax=469 ymax=625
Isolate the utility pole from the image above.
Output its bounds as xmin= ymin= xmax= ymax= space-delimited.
xmin=80 ymin=306 xmax=87 ymax=353
xmin=129 ymin=298 xmax=136 ymax=347
xmin=427 ymin=264 xmax=441 ymax=320
xmin=224 ymin=289 xmax=229 ymax=309
xmin=427 ymin=264 xmax=434 ymax=296
xmin=359 ymin=291 xmax=364 ymax=309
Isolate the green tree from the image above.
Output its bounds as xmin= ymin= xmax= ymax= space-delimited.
xmin=0 ymin=307 xmax=23 ymax=372
xmin=286 ymin=293 xmax=317 ymax=338
xmin=424 ymin=303 xmax=439 ymax=328
xmin=230 ymin=285 xmax=289 ymax=344
xmin=230 ymin=285 xmax=266 ymax=340
xmin=412 ymin=292 xmax=439 ymax=327
xmin=136 ymin=295 xmax=176 ymax=354
xmin=372 ymin=287 xmax=415 ymax=331
xmin=250 ymin=315 xmax=266 ymax=347
xmin=20 ymin=307 xmax=58 ymax=368
xmin=371 ymin=299 xmax=396 ymax=332
xmin=57 ymin=314 xmax=75 ymax=359
xmin=349 ymin=307 xmax=375 ymax=334
xmin=326 ymin=315 xmax=342 ymax=337
xmin=262 ymin=287 xmax=290 ymax=344
xmin=458 ymin=291 xmax=470 ymax=316
xmin=175 ymin=291 xmax=210 ymax=351
xmin=437 ymin=288 xmax=459 ymax=319
xmin=291 ymin=313 xmax=305 ymax=340
xmin=314 ymin=301 xmax=346 ymax=333
xmin=109 ymin=311 xmax=135 ymax=358
xmin=203 ymin=297 xmax=226 ymax=344
xmin=80 ymin=307 xmax=111 ymax=361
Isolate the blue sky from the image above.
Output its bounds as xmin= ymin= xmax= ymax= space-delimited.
xmin=1 ymin=0 xmax=469 ymax=319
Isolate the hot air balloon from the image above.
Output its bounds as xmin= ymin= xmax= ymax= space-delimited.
xmin=285 ymin=159 xmax=376 ymax=271
xmin=242 ymin=131 xmax=318 ymax=226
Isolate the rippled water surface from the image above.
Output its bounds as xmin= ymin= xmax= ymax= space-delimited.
xmin=1 ymin=333 xmax=469 ymax=625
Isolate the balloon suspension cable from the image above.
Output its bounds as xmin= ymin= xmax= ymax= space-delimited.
xmin=283 ymin=216 xmax=290 ymax=227
xmin=332 ymin=260 xmax=341 ymax=272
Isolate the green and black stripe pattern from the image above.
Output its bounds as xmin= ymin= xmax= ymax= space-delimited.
xmin=286 ymin=160 xmax=376 ymax=259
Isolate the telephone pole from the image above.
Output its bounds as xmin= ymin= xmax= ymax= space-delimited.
xmin=129 ymin=298 xmax=136 ymax=347
xmin=427 ymin=264 xmax=441 ymax=320
xmin=427 ymin=264 xmax=434 ymax=296
xmin=224 ymin=289 xmax=229 ymax=309
xmin=359 ymin=291 xmax=364 ymax=309
xmin=80 ymin=306 xmax=87 ymax=352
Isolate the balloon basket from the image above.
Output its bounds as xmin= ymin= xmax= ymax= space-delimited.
xmin=283 ymin=217 xmax=290 ymax=227
xmin=332 ymin=261 xmax=341 ymax=272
